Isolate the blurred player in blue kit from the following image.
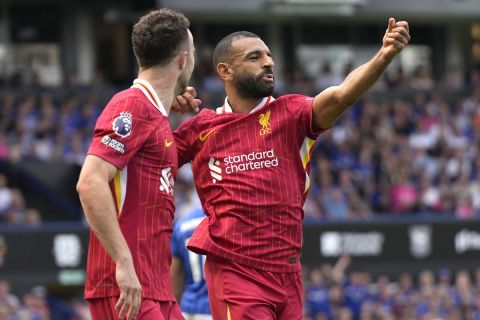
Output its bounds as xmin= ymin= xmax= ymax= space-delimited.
xmin=171 ymin=208 xmax=212 ymax=320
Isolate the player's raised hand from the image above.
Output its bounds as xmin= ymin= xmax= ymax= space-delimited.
xmin=382 ymin=18 xmax=410 ymax=60
xmin=115 ymin=261 xmax=142 ymax=320
xmin=171 ymin=86 xmax=201 ymax=114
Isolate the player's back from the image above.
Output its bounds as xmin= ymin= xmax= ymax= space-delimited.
xmin=172 ymin=209 xmax=211 ymax=316
xmin=85 ymin=80 xmax=178 ymax=301
xmin=174 ymin=95 xmax=321 ymax=273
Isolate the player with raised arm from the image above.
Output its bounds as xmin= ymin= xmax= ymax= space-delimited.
xmin=171 ymin=208 xmax=212 ymax=320
xmin=77 ymin=8 xmax=197 ymax=320
xmin=173 ymin=18 xmax=409 ymax=319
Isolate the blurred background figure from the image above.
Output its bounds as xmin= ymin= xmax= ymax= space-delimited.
xmin=171 ymin=208 xmax=211 ymax=320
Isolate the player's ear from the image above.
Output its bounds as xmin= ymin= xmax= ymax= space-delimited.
xmin=217 ymin=62 xmax=232 ymax=81
xmin=177 ymin=50 xmax=187 ymax=71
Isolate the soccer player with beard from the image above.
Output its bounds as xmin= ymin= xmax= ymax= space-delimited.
xmin=77 ymin=9 xmax=198 ymax=320
xmin=174 ymin=18 xmax=410 ymax=319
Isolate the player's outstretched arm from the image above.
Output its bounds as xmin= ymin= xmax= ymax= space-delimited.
xmin=311 ymin=18 xmax=410 ymax=131
xmin=77 ymin=155 xmax=142 ymax=320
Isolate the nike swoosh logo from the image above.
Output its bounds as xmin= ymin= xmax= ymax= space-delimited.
xmin=199 ymin=129 xmax=215 ymax=142
xmin=165 ymin=139 xmax=173 ymax=147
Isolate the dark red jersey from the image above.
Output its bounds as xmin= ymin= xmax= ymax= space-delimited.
xmin=174 ymin=95 xmax=322 ymax=272
xmin=85 ymin=79 xmax=177 ymax=300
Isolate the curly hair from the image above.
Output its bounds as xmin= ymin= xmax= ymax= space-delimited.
xmin=132 ymin=8 xmax=190 ymax=68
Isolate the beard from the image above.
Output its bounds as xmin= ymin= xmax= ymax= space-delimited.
xmin=174 ymin=57 xmax=193 ymax=96
xmin=234 ymin=70 xmax=275 ymax=99
xmin=174 ymin=70 xmax=190 ymax=96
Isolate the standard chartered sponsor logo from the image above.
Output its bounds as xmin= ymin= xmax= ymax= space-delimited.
xmin=208 ymin=158 xmax=222 ymax=184
xmin=208 ymin=148 xmax=279 ymax=183
xmin=224 ymin=148 xmax=279 ymax=174
xmin=159 ymin=167 xmax=174 ymax=194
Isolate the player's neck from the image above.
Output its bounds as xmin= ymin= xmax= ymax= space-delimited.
xmin=226 ymin=93 xmax=262 ymax=115
xmin=137 ymin=67 xmax=178 ymax=114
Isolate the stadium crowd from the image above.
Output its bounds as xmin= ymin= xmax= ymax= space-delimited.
xmin=1 ymin=59 xmax=480 ymax=319
xmin=0 ymin=280 xmax=89 ymax=320
xmin=304 ymin=256 xmax=480 ymax=320
xmin=3 ymin=261 xmax=480 ymax=320
xmin=3 ymin=62 xmax=480 ymax=223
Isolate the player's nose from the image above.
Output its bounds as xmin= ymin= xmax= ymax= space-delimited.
xmin=263 ymin=56 xmax=274 ymax=69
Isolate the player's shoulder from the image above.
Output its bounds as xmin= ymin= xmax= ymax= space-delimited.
xmin=175 ymin=108 xmax=216 ymax=131
xmin=195 ymin=108 xmax=218 ymax=121
xmin=272 ymin=94 xmax=313 ymax=105
xmin=105 ymin=87 xmax=155 ymax=116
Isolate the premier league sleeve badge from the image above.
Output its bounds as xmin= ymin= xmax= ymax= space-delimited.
xmin=112 ymin=112 xmax=133 ymax=138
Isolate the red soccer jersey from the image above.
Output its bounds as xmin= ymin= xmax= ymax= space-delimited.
xmin=174 ymin=95 xmax=322 ymax=273
xmin=85 ymin=79 xmax=177 ymax=301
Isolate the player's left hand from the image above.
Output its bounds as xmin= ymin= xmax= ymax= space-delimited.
xmin=382 ymin=18 xmax=410 ymax=60
xmin=171 ymin=86 xmax=201 ymax=114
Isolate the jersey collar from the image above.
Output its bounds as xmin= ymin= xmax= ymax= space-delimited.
xmin=131 ymin=78 xmax=167 ymax=116
xmin=216 ymin=96 xmax=275 ymax=115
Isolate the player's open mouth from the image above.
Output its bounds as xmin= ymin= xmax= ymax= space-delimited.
xmin=263 ymin=74 xmax=274 ymax=82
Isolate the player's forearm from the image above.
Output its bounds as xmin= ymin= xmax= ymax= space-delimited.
xmin=312 ymin=49 xmax=392 ymax=130
xmin=78 ymin=178 xmax=133 ymax=266
xmin=335 ymin=49 xmax=391 ymax=107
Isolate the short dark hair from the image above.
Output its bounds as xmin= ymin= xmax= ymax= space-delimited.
xmin=212 ymin=31 xmax=260 ymax=68
xmin=132 ymin=8 xmax=190 ymax=68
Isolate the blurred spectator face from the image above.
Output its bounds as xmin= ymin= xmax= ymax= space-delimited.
xmin=24 ymin=209 xmax=41 ymax=226
xmin=399 ymin=273 xmax=413 ymax=291
xmin=0 ymin=302 xmax=12 ymax=319
xmin=377 ymin=275 xmax=390 ymax=294
xmin=338 ymin=307 xmax=353 ymax=320
xmin=315 ymin=314 xmax=328 ymax=320
xmin=455 ymin=270 xmax=472 ymax=290
xmin=329 ymin=284 xmax=343 ymax=304
xmin=0 ymin=281 xmax=10 ymax=298
xmin=419 ymin=270 xmax=435 ymax=290
xmin=310 ymin=269 xmax=325 ymax=285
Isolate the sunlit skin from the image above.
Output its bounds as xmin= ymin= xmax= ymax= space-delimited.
xmin=217 ymin=37 xmax=276 ymax=114
xmin=174 ymin=18 xmax=411 ymax=132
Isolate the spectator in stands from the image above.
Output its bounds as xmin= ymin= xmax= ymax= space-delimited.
xmin=2 ymin=52 xmax=480 ymax=220
xmin=389 ymin=172 xmax=418 ymax=214
xmin=0 ymin=280 xmax=20 ymax=314
xmin=0 ymin=174 xmax=13 ymax=220
xmin=17 ymin=287 xmax=50 ymax=320
xmin=305 ymin=269 xmax=331 ymax=319
xmin=315 ymin=62 xmax=342 ymax=92
xmin=411 ymin=65 xmax=435 ymax=91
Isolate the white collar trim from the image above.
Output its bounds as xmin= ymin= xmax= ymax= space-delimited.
xmin=217 ymin=96 xmax=275 ymax=115
xmin=131 ymin=78 xmax=167 ymax=116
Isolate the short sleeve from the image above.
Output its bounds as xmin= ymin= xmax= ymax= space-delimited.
xmin=283 ymin=94 xmax=324 ymax=140
xmin=87 ymin=97 xmax=153 ymax=170
xmin=173 ymin=114 xmax=199 ymax=168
